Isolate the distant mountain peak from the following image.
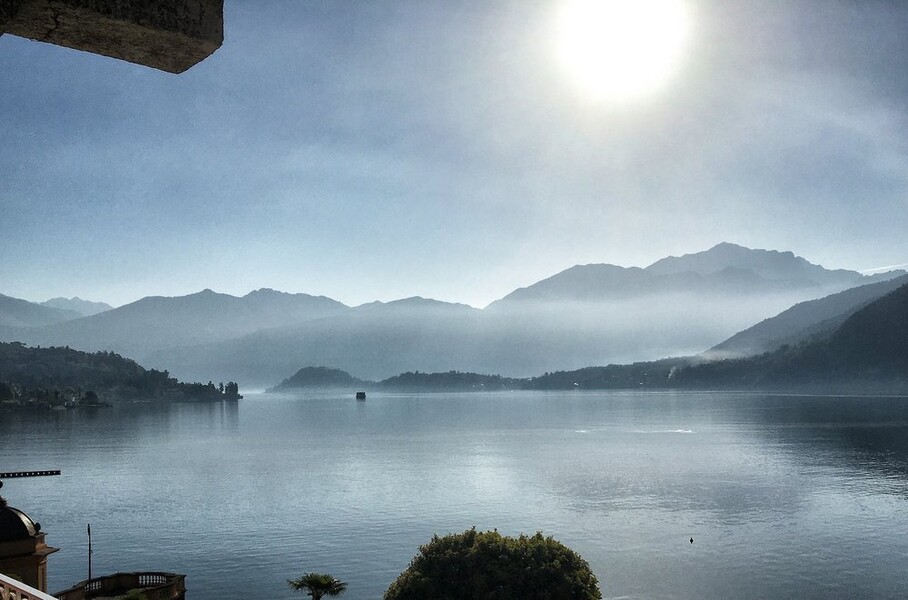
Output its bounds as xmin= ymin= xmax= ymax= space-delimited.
xmin=390 ymin=296 xmax=431 ymax=304
xmin=651 ymin=242 xmax=803 ymax=268
xmin=564 ymin=263 xmax=633 ymax=274
xmin=42 ymin=296 xmax=112 ymax=317
xmin=177 ymin=288 xmax=223 ymax=299
xmin=1 ymin=293 xmax=83 ymax=327
xmin=710 ymin=241 xmax=747 ymax=251
xmin=709 ymin=241 xmax=790 ymax=255
xmin=355 ymin=296 xmax=478 ymax=312
xmin=245 ymin=287 xmax=285 ymax=296
xmin=646 ymin=243 xmax=845 ymax=284
xmin=389 ymin=296 xmax=459 ymax=306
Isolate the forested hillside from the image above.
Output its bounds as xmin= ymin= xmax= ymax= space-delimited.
xmin=0 ymin=342 xmax=239 ymax=404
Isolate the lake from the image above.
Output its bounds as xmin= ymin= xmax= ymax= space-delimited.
xmin=2 ymin=391 xmax=908 ymax=599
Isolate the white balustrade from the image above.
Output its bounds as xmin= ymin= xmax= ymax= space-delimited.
xmin=0 ymin=573 xmax=58 ymax=600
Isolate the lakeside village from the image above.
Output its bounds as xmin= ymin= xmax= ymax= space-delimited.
xmin=0 ymin=380 xmax=242 ymax=410
xmin=0 ymin=342 xmax=242 ymax=411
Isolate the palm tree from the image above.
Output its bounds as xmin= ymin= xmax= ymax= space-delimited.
xmin=287 ymin=572 xmax=347 ymax=600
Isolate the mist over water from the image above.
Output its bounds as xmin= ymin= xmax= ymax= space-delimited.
xmin=4 ymin=244 xmax=903 ymax=387
xmin=3 ymin=391 xmax=908 ymax=599
xmin=135 ymin=289 xmax=847 ymax=385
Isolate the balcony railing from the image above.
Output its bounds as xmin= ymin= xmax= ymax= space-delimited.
xmin=54 ymin=572 xmax=185 ymax=600
xmin=0 ymin=573 xmax=59 ymax=600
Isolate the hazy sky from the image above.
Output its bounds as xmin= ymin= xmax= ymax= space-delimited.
xmin=2 ymin=0 xmax=907 ymax=308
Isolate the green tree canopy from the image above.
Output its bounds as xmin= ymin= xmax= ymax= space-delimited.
xmin=287 ymin=572 xmax=347 ymax=600
xmin=383 ymin=528 xmax=601 ymax=600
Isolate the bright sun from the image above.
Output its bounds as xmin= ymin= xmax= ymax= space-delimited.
xmin=555 ymin=0 xmax=691 ymax=103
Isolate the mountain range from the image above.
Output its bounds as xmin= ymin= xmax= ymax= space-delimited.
xmin=1 ymin=243 xmax=903 ymax=386
xmin=271 ymin=279 xmax=908 ymax=393
xmin=6 ymin=275 xmax=903 ymax=402
xmin=8 ymin=288 xmax=347 ymax=358
xmin=491 ymin=243 xmax=892 ymax=305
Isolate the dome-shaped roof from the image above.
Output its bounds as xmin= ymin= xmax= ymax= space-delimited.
xmin=0 ymin=503 xmax=39 ymax=542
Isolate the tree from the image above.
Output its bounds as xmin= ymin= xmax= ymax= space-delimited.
xmin=383 ymin=528 xmax=601 ymax=600
xmin=287 ymin=573 xmax=347 ymax=600
xmin=222 ymin=381 xmax=240 ymax=399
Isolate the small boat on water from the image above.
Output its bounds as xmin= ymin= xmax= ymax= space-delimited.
xmin=355 ymin=391 xmax=366 ymax=400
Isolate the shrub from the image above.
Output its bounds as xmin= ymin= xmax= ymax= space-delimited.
xmin=384 ymin=528 xmax=601 ymax=600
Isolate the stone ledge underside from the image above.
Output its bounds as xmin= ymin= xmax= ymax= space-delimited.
xmin=1 ymin=0 xmax=223 ymax=73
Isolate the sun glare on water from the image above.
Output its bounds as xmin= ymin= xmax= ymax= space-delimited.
xmin=555 ymin=0 xmax=691 ymax=104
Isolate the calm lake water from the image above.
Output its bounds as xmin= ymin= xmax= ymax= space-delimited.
xmin=2 ymin=391 xmax=908 ymax=599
